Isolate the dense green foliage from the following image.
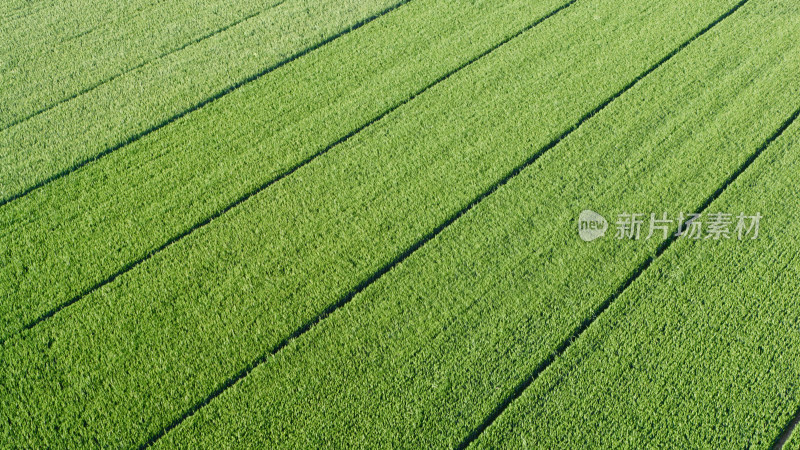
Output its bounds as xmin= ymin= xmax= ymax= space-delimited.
xmin=1 ymin=0 xmax=282 ymax=128
xmin=153 ymin=0 xmax=800 ymax=446
xmin=476 ymin=117 xmax=800 ymax=449
xmin=0 ymin=0 xmax=403 ymax=201
xmin=1 ymin=0 xmax=798 ymax=447
xmin=0 ymin=0 xmax=576 ymax=342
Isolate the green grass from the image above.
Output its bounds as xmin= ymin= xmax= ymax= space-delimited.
xmin=0 ymin=0 xmax=403 ymax=201
xmin=1 ymin=0 xmax=799 ymax=447
xmin=0 ymin=0 xmax=281 ymax=128
xmin=0 ymin=0 xmax=581 ymax=343
xmin=787 ymin=424 xmax=800 ymax=450
xmin=475 ymin=110 xmax=800 ymax=449
xmin=145 ymin=1 xmax=800 ymax=446
xmin=1 ymin=0 xmax=165 ymax=47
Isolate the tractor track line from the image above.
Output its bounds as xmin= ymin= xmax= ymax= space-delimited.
xmin=0 ymin=0 xmax=412 ymax=207
xmin=0 ymin=0 xmax=286 ymax=134
xmin=134 ymin=1 xmax=582 ymax=446
xmin=144 ymin=0 xmax=760 ymax=446
xmin=2 ymin=0 xmax=579 ymax=347
xmin=773 ymin=404 xmax=800 ymax=448
xmin=457 ymin=68 xmax=799 ymax=450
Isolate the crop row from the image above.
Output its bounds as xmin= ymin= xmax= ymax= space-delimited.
xmin=0 ymin=0 xmax=573 ymax=341
xmin=2 ymin=0 xmax=174 ymax=57
xmin=0 ymin=0 xmax=406 ymax=200
xmin=150 ymin=0 xmax=800 ymax=446
xmin=1 ymin=0 xmax=285 ymax=129
xmin=476 ymin=109 xmax=800 ymax=448
xmin=0 ymin=0 xmax=768 ymax=446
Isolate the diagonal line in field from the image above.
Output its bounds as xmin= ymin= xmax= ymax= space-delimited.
xmin=456 ymin=81 xmax=800 ymax=450
xmin=0 ymin=0 xmax=412 ymax=207
xmin=773 ymin=404 xmax=800 ymax=448
xmin=0 ymin=3 xmax=43 ymax=26
xmin=148 ymin=0 xmax=759 ymax=446
xmin=133 ymin=1 xmax=582 ymax=447
xmin=1 ymin=0 xmax=579 ymax=346
xmin=0 ymin=0 xmax=287 ymax=134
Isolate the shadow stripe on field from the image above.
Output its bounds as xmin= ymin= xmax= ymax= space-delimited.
xmin=0 ymin=0 xmax=412 ymax=207
xmin=458 ymin=38 xmax=800 ymax=450
xmin=1 ymin=0 xmax=579 ymax=347
xmin=0 ymin=1 xmax=286 ymax=134
xmin=143 ymin=0 xmax=755 ymax=446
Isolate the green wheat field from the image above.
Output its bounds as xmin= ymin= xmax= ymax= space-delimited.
xmin=2 ymin=0 xmax=800 ymax=447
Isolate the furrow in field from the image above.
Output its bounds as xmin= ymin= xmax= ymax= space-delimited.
xmin=0 ymin=0 xmax=407 ymax=202
xmin=0 ymin=0 xmax=162 ymax=54
xmin=1 ymin=5 xmax=275 ymax=133
xmin=0 ymin=0 xmax=576 ymax=341
xmin=0 ymin=0 xmax=286 ymax=129
xmin=153 ymin=1 xmax=800 ymax=446
xmin=776 ymin=411 xmax=800 ymax=449
xmin=0 ymin=0 xmax=757 ymax=446
xmin=1 ymin=1 xmax=109 ymax=35
xmin=11 ymin=0 xmax=579 ymax=345
xmin=461 ymin=101 xmax=800 ymax=450
xmin=472 ymin=105 xmax=800 ymax=449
